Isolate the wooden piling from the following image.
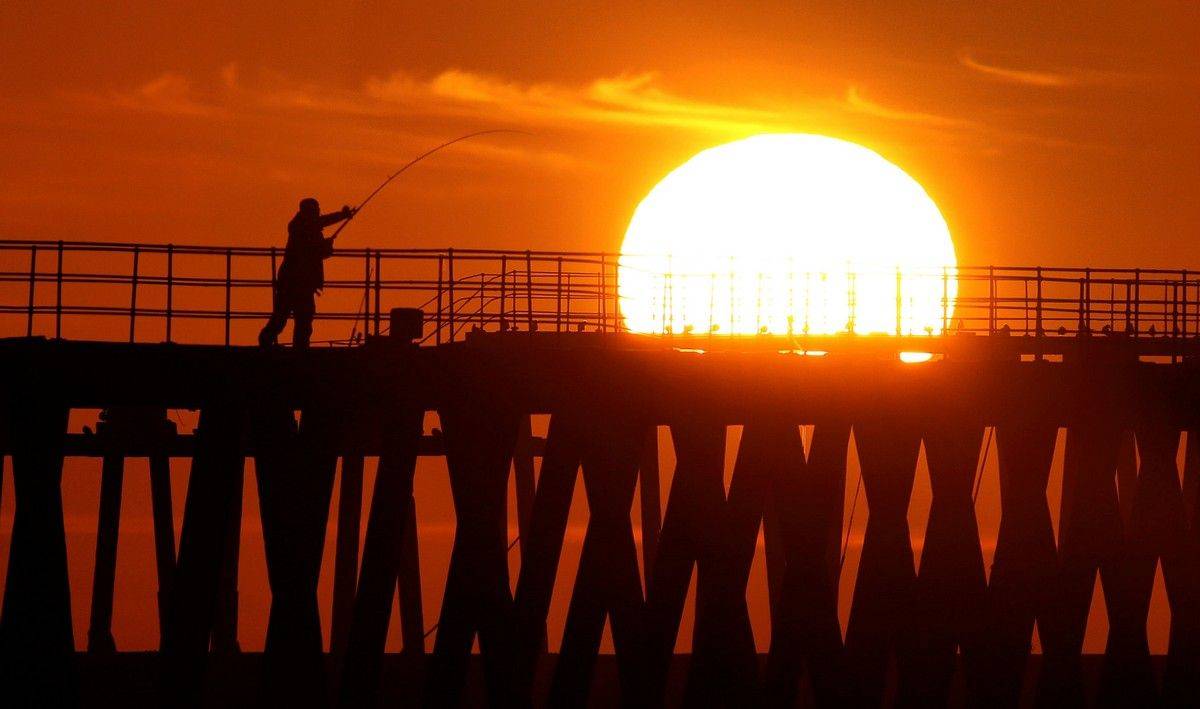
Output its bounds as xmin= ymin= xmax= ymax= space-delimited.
xmin=88 ymin=453 xmax=124 ymax=654
xmin=0 ymin=399 xmax=75 ymax=706
xmin=548 ymin=414 xmax=647 ymax=708
xmin=425 ymin=401 xmax=521 ymax=707
xmin=159 ymin=405 xmax=245 ymax=708
xmin=337 ymin=403 xmax=423 ymax=709
xmin=843 ymin=417 xmax=922 ymax=707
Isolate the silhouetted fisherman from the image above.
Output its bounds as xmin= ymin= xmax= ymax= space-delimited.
xmin=259 ymin=198 xmax=355 ymax=348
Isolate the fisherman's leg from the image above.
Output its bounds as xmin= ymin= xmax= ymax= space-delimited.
xmin=292 ymin=292 xmax=315 ymax=348
xmin=259 ymin=288 xmax=290 ymax=347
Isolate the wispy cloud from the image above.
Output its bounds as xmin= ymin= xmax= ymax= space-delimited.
xmin=84 ymin=63 xmax=1116 ymax=166
xmin=844 ymin=85 xmax=978 ymax=129
xmin=107 ymin=72 xmax=223 ymax=117
xmin=368 ymin=69 xmax=782 ymax=133
xmin=958 ymin=50 xmax=1162 ymax=89
xmin=843 ymin=84 xmax=1094 ymax=151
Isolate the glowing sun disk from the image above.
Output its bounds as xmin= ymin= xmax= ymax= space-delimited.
xmin=618 ymin=134 xmax=957 ymax=337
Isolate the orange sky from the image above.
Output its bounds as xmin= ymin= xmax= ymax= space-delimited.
xmin=2 ymin=2 xmax=1198 ymax=266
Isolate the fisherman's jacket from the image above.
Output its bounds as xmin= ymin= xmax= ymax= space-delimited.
xmin=277 ymin=212 xmax=338 ymax=292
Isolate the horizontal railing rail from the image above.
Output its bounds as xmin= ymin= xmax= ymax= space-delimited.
xmin=1 ymin=239 xmax=1197 ymax=351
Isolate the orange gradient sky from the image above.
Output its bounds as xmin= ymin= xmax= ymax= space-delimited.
xmin=2 ymin=2 xmax=1198 ymax=266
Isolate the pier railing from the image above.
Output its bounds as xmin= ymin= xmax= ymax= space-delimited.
xmin=1 ymin=239 xmax=1197 ymax=349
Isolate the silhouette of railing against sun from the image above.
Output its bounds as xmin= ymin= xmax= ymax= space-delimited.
xmin=3 ymin=239 xmax=1199 ymax=352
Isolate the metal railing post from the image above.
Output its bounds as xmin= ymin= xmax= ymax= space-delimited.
xmin=26 ymin=244 xmax=36 ymax=337
xmin=1133 ymin=269 xmax=1141 ymax=336
xmin=525 ymin=250 xmax=533 ymax=331
xmin=942 ymin=266 xmax=948 ymax=334
xmin=895 ymin=267 xmax=902 ymax=337
xmin=726 ymin=255 xmax=732 ymax=336
xmin=1183 ymin=270 xmax=1189 ymax=341
xmin=55 ymin=240 xmax=63 ymax=338
xmin=555 ymin=257 xmax=562 ymax=333
xmin=374 ymin=251 xmax=382 ymax=337
xmin=988 ymin=266 xmax=996 ymax=334
xmin=709 ymin=272 xmax=717 ymax=336
xmin=129 ymin=246 xmax=140 ymax=343
xmin=436 ymin=254 xmax=444 ymax=345
xmin=600 ymin=253 xmax=607 ymax=333
xmin=447 ymin=248 xmax=455 ymax=340
xmin=166 ymin=244 xmax=174 ymax=343
xmin=224 ymin=248 xmax=232 ymax=346
xmin=363 ymin=249 xmax=372 ymax=339
xmin=500 ymin=255 xmax=508 ymax=329
xmin=1035 ymin=267 xmax=1043 ymax=360
xmin=847 ymin=270 xmax=856 ymax=335
xmin=756 ymin=272 xmax=764 ymax=334
xmin=1084 ymin=267 xmax=1091 ymax=332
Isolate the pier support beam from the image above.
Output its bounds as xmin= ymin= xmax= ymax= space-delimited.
xmin=337 ymin=404 xmax=423 ymax=708
xmin=643 ymin=417 xmax=725 ymax=706
xmin=843 ymin=418 xmax=922 ymax=707
xmin=639 ymin=426 xmax=662 ymax=581
xmin=87 ymin=452 xmax=125 ymax=654
xmin=253 ymin=403 xmax=340 ymax=707
xmin=330 ymin=454 xmax=365 ymax=656
xmin=901 ymin=417 xmax=986 ymax=706
xmin=763 ymin=422 xmax=849 ymax=708
xmin=976 ymin=418 xmax=1058 ymax=707
xmin=1099 ymin=423 xmax=1186 ymax=705
xmin=1164 ymin=426 xmax=1200 ymax=704
xmin=548 ymin=414 xmax=647 ymax=708
xmin=159 ymin=405 xmax=245 ymax=709
xmin=0 ymin=399 xmax=75 ymax=706
xmin=511 ymin=412 xmax=585 ymax=703
xmin=149 ymin=450 xmax=177 ymax=647
xmin=1036 ymin=416 xmax=1123 ymax=706
xmin=425 ymin=401 xmax=521 ymax=707
xmin=684 ymin=419 xmax=781 ymax=707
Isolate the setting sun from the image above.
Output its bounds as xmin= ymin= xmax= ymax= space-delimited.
xmin=618 ymin=134 xmax=957 ymax=338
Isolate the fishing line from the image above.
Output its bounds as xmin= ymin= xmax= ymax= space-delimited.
xmin=331 ymin=131 xmax=532 ymax=345
xmin=332 ymin=129 xmax=530 ymax=243
xmin=840 ymin=471 xmax=862 ymax=571
xmin=972 ymin=426 xmax=994 ymax=504
xmin=342 ymin=129 xmax=530 ymax=342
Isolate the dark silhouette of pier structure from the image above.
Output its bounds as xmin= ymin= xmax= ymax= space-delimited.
xmin=2 ymin=239 xmax=1200 ymax=707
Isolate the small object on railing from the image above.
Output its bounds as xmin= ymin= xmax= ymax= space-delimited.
xmin=389 ymin=308 xmax=423 ymax=342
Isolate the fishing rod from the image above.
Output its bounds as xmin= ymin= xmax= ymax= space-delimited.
xmin=339 ymin=128 xmax=530 ymax=342
xmin=330 ymin=128 xmax=530 ymax=242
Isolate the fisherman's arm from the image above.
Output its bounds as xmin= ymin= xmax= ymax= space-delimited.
xmin=317 ymin=205 xmax=356 ymax=227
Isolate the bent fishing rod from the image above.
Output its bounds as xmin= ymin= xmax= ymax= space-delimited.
xmin=329 ymin=128 xmax=530 ymax=241
xmin=335 ymin=128 xmax=529 ymax=343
